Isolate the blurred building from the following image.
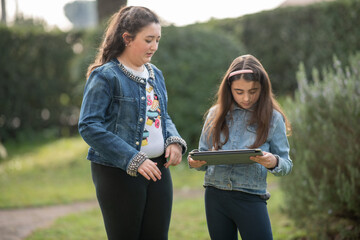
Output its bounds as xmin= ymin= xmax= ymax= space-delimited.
xmin=64 ymin=0 xmax=97 ymax=29
xmin=280 ymin=0 xmax=335 ymax=7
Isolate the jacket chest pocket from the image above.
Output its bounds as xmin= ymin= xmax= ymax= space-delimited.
xmin=113 ymin=96 xmax=138 ymax=135
xmin=245 ymin=125 xmax=257 ymax=145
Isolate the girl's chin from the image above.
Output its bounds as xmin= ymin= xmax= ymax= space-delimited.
xmin=144 ymin=56 xmax=152 ymax=62
xmin=240 ymin=104 xmax=252 ymax=109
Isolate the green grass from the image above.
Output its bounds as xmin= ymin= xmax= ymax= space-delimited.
xmin=26 ymin=208 xmax=107 ymax=240
xmin=0 ymin=136 xmax=95 ymax=208
xmin=26 ymin=177 xmax=303 ymax=240
xmin=268 ymin=185 xmax=306 ymax=239
xmin=0 ymin=135 xmax=204 ymax=208
xmin=1 ymin=135 xmax=304 ymax=239
xmin=170 ymin=161 xmax=205 ymax=189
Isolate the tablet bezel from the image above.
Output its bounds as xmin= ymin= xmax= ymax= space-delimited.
xmin=189 ymin=149 xmax=263 ymax=165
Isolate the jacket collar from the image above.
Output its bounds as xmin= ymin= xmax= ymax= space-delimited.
xmin=232 ymin=103 xmax=256 ymax=112
xmin=112 ymin=58 xmax=155 ymax=84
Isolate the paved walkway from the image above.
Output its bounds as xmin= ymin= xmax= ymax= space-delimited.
xmin=0 ymin=189 xmax=204 ymax=240
xmin=0 ymin=200 xmax=98 ymax=240
xmin=0 ymin=185 xmax=278 ymax=240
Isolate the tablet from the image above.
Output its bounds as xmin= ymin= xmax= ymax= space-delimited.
xmin=189 ymin=149 xmax=263 ymax=165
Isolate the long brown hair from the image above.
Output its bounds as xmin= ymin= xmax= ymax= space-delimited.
xmin=86 ymin=6 xmax=160 ymax=78
xmin=204 ymin=54 xmax=291 ymax=150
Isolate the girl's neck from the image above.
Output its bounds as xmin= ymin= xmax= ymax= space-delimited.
xmin=117 ymin=56 xmax=144 ymax=72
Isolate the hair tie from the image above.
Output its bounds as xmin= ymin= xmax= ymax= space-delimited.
xmin=228 ymin=69 xmax=253 ymax=79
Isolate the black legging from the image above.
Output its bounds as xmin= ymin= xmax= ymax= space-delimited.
xmin=205 ymin=186 xmax=273 ymax=240
xmin=91 ymin=155 xmax=172 ymax=240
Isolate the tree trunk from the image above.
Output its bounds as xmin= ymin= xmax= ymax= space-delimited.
xmin=97 ymin=0 xmax=127 ymax=23
xmin=1 ymin=0 xmax=6 ymax=24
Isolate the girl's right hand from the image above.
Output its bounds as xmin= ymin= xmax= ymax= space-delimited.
xmin=138 ymin=159 xmax=162 ymax=181
xmin=188 ymin=155 xmax=207 ymax=168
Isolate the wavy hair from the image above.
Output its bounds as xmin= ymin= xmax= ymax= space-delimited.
xmin=204 ymin=54 xmax=291 ymax=149
xmin=86 ymin=6 xmax=159 ymax=78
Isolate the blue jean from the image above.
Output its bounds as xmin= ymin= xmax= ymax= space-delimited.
xmin=91 ymin=155 xmax=172 ymax=240
xmin=205 ymin=186 xmax=273 ymax=240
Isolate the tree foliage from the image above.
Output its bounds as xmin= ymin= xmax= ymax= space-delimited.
xmin=97 ymin=0 xmax=127 ymax=23
xmin=201 ymin=0 xmax=360 ymax=95
xmin=281 ymin=53 xmax=360 ymax=239
xmin=1 ymin=0 xmax=6 ymax=24
xmin=0 ymin=25 xmax=78 ymax=141
xmin=64 ymin=24 xmax=245 ymax=150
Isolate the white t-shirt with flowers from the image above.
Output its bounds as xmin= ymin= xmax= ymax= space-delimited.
xmin=123 ymin=64 xmax=165 ymax=158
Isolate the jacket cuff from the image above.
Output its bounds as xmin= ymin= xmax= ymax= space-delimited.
xmin=268 ymin=154 xmax=281 ymax=173
xmin=126 ymin=152 xmax=148 ymax=176
xmin=165 ymin=136 xmax=187 ymax=155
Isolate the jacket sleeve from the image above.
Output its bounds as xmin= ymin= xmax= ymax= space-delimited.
xmin=268 ymin=115 xmax=293 ymax=176
xmin=78 ymin=70 xmax=147 ymax=176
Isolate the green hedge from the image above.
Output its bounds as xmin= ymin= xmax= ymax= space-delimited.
xmin=152 ymin=26 xmax=245 ymax=149
xmin=72 ymin=25 xmax=245 ymax=150
xmin=203 ymin=0 xmax=360 ymax=94
xmin=0 ymin=26 xmax=78 ymax=141
xmin=6 ymin=0 xmax=359 ymax=150
xmin=281 ymin=53 xmax=360 ymax=239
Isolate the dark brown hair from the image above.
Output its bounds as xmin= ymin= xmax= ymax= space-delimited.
xmin=86 ymin=6 xmax=160 ymax=78
xmin=204 ymin=54 xmax=291 ymax=149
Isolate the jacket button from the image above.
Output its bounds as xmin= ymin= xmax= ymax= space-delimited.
xmin=140 ymin=80 xmax=145 ymax=84
xmin=136 ymin=141 xmax=140 ymax=146
xmin=139 ymin=118 xmax=144 ymax=122
xmin=141 ymin=96 xmax=145 ymax=100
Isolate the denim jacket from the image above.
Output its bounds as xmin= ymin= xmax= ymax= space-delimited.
xmin=78 ymin=59 xmax=187 ymax=176
xmin=195 ymin=105 xmax=292 ymax=195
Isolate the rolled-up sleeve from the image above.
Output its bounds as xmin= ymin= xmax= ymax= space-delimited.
xmin=268 ymin=116 xmax=293 ymax=176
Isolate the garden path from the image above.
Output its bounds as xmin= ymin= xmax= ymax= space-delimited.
xmin=0 ymin=183 xmax=278 ymax=240
xmin=0 ymin=188 xmax=204 ymax=240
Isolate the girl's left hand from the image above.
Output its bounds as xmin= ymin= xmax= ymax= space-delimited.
xmin=164 ymin=143 xmax=182 ymax=168
xmin=250 ymin=151 xmax=278 ymax=169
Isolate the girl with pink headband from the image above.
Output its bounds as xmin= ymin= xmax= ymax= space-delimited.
xmin=188 ymin=54 xmax=292 ymax=240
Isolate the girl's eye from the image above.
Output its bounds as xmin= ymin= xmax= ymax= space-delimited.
xmin=146 ymin=40 xmax=152 ymax=43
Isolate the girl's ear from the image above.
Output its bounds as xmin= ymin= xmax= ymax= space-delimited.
xmin=122 ymin=33 xmax=131 ymax=45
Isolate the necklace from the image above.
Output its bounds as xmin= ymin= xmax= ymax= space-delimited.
xmin=117 ymin=57 xmax=144 ymax=72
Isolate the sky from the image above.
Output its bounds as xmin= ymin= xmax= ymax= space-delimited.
xmin=5 ymin=0 xmax=285 ymax=31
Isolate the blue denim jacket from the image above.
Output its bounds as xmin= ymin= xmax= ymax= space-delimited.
xmin=78 ymin=59 xmax=187 ymax=176
xmin=195 ymin=105 xmax=292 ymax=195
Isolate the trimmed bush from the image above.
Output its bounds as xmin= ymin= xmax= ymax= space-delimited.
xmin=281 ymin=53 xmax=360 ymax=239
xmin=152 ymin=25 xmax=245 ymax=149
xmin=202 ymin=0 xmax=360 ymax=94
xmin=67 ymin=24 xmax=245 ymax=150
xmin=0 ymin=25 xmax=80 ymax=142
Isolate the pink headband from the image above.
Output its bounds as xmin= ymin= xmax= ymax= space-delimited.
xmin=228 ymin=69 xmax=253 ymax=79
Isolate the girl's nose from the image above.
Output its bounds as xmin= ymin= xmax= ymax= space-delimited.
xmin=151 ymin=42 xmax=159 ymax=51
xmin=243 ymin=93 xmax=250 ymax=102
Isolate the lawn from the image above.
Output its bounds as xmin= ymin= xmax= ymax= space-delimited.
xmin=0 ymin=135 xmax=304 ymax=239
xmin=0 ymin=136 xmax=94 ymax=208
